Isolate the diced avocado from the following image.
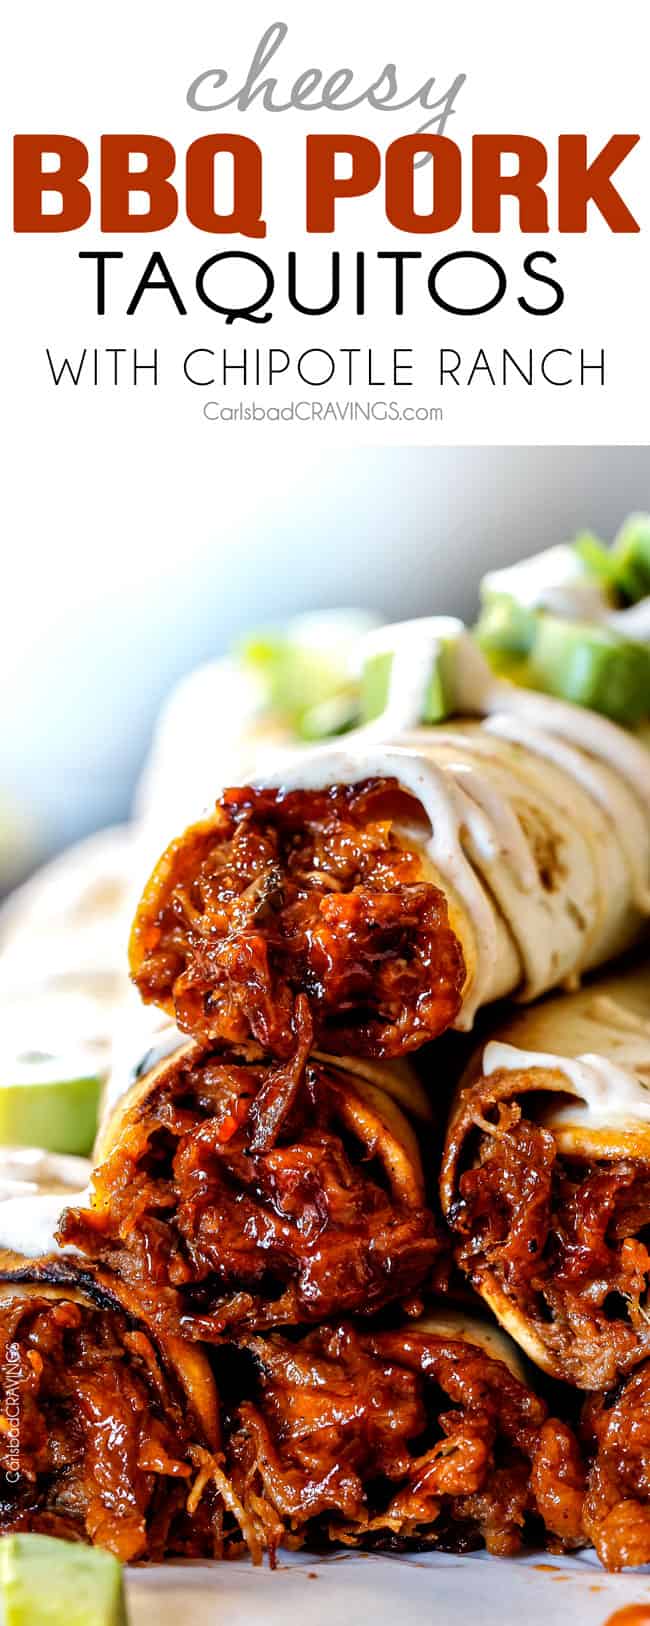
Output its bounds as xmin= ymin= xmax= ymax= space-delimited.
xmin=241 ymin=635 xmax=338 ymax=717
xmin=297 ymin=694 xmax=360 ymax=740
xmin=421 ymin=639 xmax=457 ymax=723
xmin=0 ymin=1069 xmax=101 ymax=1156
xmin=360 ymin=636 xmax=457 ymax=726
xmin=611 ymin=513 xmax=650 ymax=604
xmin=481 ymin=543 xmax=610 ymax=620
xmin=0 ymin=1534 xmax=127 ymax=1626
xmin=360 ymin=650 xmax=393 ymax=722
xmin=241 ymin=610 xmax=378 ymax=738
xmin=572 ymin=531 xmax=622 ymax=598
xmin=575 ymin=516 xmax=650 ymax=606
xmin=526 ymin=616 xmax=650 ymax=725
xmin=474 ymin=594 xmax=538 ymax=658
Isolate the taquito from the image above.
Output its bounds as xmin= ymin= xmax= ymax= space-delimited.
xmin=129 ymin=631 xmax=650 ymax=1060
xmin=441 ymin=963 xmax=650 ymax=1388
xmin=0 ymin=1252 xmax=259 ymax=1562
xmin=58 ymin=1023 xmax=441 ymax=1336
xmin=223 ymin=1309 xmax=585 ymax=1559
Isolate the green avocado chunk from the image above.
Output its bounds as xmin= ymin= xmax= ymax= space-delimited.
xmin=360 ymin=641 xmax=456 ymax=725
xmin=296 ymin=694 xmax=361 ymax=740
xmin=0 ymin=1535 xmax=127 ymax=1626
xmin=611 ymin=513 xmax=650 ymax=604
xmin=0 ymin=1070 xmax=101 ymax=1156
xmin=572 ymin=531 xmax=622 ymax=598
xmin=474 ymin=593 xmax=538 ymax=659
xmin=241 ymin=610 xmax=378 ymax=738
xmin=527 ymin=616 xmax=650 ymax=724
xmin=360 ymin=650 xmax=395 ymax=722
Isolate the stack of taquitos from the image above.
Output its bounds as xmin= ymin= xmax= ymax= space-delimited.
xmin=2 ymin=664 xmax=650 ymax=1570
xmin=75 ymin=672 xmax=650 ymax=1350
xmin=0 ymin=1250 xmax=585 ymax=1563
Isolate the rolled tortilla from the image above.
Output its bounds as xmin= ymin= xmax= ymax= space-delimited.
xmin=129 ymin=632 xmax=650 ymax=1059
xmin=441 ymin=962 xmax=650 ymax=1389
xmin=224 ymin=1309 xmax=585 ymax=1559
xmin=96 ymin=1018 xmax=434 ymax=1157
xmin=0 ymin=1253 xmax=257 ymax=1562
xmin=58 ymin=1028 xmax=441 ymax=1337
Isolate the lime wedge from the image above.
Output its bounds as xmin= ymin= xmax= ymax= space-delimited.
xmin=0 ymin=1535 xmax=127 ymax=1626
xmin=0 ymin=1058 xmax=101 ymax=1156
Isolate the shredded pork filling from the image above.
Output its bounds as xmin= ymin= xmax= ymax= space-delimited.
xmin=58 ymin=1035 xmax=440 ymax=1337
xmin=0 ymin=1300 xmax=589 ymax=1566
xmin=582 ymin=1361 xmax=650 ymax=1571
xmin=450 ymin=1099 xmax=650 ymax=1389
xmin=0 ymin=1295 xmax=226 ymax=1562
xmin=224 ymin=1323 xmax=585 ymax=1557
xmin=130 ymin=779 xmax=466 ymax=1059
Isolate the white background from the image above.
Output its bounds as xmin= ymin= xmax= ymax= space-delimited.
xmin=1 ymin=1 xmax=649 ymax=863
xmin=3 ymin=0 xmax=649 ymax=444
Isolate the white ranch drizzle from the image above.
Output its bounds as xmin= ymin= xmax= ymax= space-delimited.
xmin=608 ymin=596 xmax=650 ymax=641
xmin=0 ymin=1148 xmax=90 ymax=1200
xmin=483 ymin=1039 xmax=650 ymax=1129
xmin=483 ymin=686 xmax=650 ymax=810
xmin=360 ymin=616 xmax=466 ymax=736
xmin=0 ymin=1191 xmax=84 ymax=1258
xmin=362 ymin=618 xmax=650 ymax=807
xmin=481 ymin=549 xmax=650 ymax=640
xmin=481 ymin=546 xmax=609 ymax=618
xmin=255 ymin=622 xmax=650 ymax=1026
xmin=398 ymin=726 xmax=631 ymax=983
xmin=397 ymin=724 xmax=639 ymax=979
xmin=436 ymin=753 xmax=597 ymax=990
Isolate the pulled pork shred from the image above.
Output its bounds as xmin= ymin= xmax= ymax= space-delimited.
xmin=58 ymin=1007 xmax=440 ymax=1337
xmin=582 ymin=1363 xmax=650 ymax=1571
xmin=130 ymin=779 xmax=466 ymax=1059
xmin=224 ymin=1323 xmax=585 ymax=1558
xmin=0 ymin=1294 xmax=238 ymax=1562
xmin=450 ymin=1097 xmax=650 ymax=1389
xmin=1 ymin=1297 xmax=588 ymax=1567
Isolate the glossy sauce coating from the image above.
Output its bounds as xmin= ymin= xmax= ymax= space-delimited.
xmin=583 ymin=1362 xmax=650 ymax=1571
xmin=600 ymin=1610 xmax=650 ymax=1625
xmin=0 ymin=1294 xmax=224 ymax=1561
xmin=58 ymin=1036 xmax=441 ymax=1337
xmin=446 ymin=1084 xmax=650 ymax=1389
xmin=130 ymin=779 xmax=466 ymax=1059
xmin=225 ymin=1322 xmax=585 ymax=1557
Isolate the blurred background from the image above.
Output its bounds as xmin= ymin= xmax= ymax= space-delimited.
xmin=3 ymin=443 xmax=649 ymax=885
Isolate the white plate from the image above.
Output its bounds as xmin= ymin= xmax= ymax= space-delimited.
xmin=124 ymin=1549 xmax=650 ymax=1626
